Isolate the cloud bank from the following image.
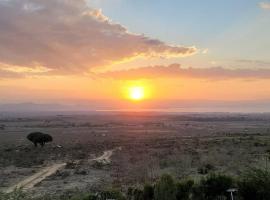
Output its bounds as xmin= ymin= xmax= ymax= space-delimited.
xmin=100 ymin=64 xmax=270 ymax=80
xmin=0 ymin=0 xmax=196 ymax=75
xmin=260 ymin=2 xmax=270 ymax=10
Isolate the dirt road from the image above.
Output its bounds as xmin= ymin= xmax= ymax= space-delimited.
xmin=4 ymin=148 xmax=118 ymax=193
xmin=5 ymin=163 xmax=66 ymax=193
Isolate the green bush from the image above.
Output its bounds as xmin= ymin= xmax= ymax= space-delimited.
xmin=154 ymin=174 xmax=176 ymax=200
xmin=99 ymin=189 xmax=125 ymax=200
xmin=176 ymin=179 xmax=194 ymax=200
xmin=133 ymin=188 xmax=144 ymax=200
xmin=127 ymin=187 xmax=134 ymax=200
xmin=193 ymin=173 xmax=234 ymax=200
xmin=0 ymin=189 xmax=30 ymax=200
xmin=70 ymin=193 xmax=95 ymax=200
xmin=143 ymin=184 xmax=154 ymax=200
xmin=5 ymin=170 xmax=270 ymax=200
xmin=238 ymin=168 xmax=270 ymax=200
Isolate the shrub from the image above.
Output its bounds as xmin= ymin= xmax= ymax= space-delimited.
xmin=127 ymin=187 xmax=134 ymax=200
xmin=70 ymin=193 xmax=94 ymax=200
xmin=154 ymin=174 xmax=176 ymax=200
xmin=175 ymin=179 xmax=194 ymax=200
xmin=99 ymin=189 xmax=125 ymax=200
xmin=143 ymin=184 xmax=154 ymax=200
xmin=198 ymin=164 xmax=215 ymax=175
xmin=238 ymin=168 xmax=270 ymax=200
xmin=133 ymin=188 xmax=144 ymax=200
xmin=0 ymin=189 xmax=29 ymax=200
xmin=193 ymin=173 xmax=234 ymax=200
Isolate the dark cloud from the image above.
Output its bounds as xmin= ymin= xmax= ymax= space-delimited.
xmin=0 ymin=0 xmax=196 ymax=75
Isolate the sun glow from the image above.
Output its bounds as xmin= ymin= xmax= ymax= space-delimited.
xmin=128 ymin=86 xmax=145 ymax=101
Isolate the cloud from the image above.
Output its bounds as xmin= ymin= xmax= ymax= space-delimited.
xmin=0 ymin=62 xmax=53 ymax=78
xmin=0 ymin=69 xmax=24 ymax=79
xmin=235 ymin=59 xmax=270 ymax=67
xmin=259 ymin=2 xmax=270 ymax=10
xmin=100 ymin=64 xmax=270 ymax=80
xmin=0 ymin=0 xmax=196 ymax=75
xmin=202 ymin=48 xmax=209 ymax=54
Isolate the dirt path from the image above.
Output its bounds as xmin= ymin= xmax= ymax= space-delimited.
xmin=5 ymin=163 xmax=66 ymax=193
xmin=91 ymin=150 xmax=113 ymax=164
xmin=4 ymin=148 xmax=118 ymax=193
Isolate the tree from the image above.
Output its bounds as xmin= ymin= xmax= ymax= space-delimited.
xmin=154 ymin=174 xmax=176 ymax=200
xmin=27 ymin=132 xmax=53 ymax=147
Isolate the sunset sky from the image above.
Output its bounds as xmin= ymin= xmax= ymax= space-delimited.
xmin=0 ymin=0 xmax=270 ymax=111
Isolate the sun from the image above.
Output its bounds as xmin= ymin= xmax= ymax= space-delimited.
xmin=128 ymin=86 xmax=145 ymax=101
xmin=123 ymin=82 xmax=151 ymax=101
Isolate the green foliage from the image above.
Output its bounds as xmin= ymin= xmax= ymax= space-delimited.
xmin=143 ymin=184 xmax=154 ymax=200
xmin=238 ymin=168 xmax=270 ymax=200
xmin=4 ymin=170 xmax=270 ymax=200
xmin=133 ymin=188 xmax=144 ymax=200
xmin=32 ymin=195 xmax=56 ymax=200
xmin=0 ymin=189 xmax=29 ymax=200
xmin=127 ymin=187 xmax=134 ymax=200
xmin=99 ymin=189 xmax=125 ymax=200
xmin=70 ymin=193 xmax=94 ymax=200
xmin=193 ymin=173 xmax=234 ymax=200
xmin=154 ymin=174 xmax=176 ymax=200
xmin=126 ymin=184 xmax=154 ymax=200
xmin=198 ymin=164 xmax=215 ymax=175
xmin=175 ymin=179 xmax=194 ymax=200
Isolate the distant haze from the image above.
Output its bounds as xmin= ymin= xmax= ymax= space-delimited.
xmin=1 ymin=100 xmax=270 ymax=113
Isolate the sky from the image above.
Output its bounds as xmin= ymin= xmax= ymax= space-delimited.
xmin=0 ymin=0 xmax=270 ymax=111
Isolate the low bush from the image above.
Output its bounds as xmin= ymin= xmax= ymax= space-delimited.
xmin=193 ymin=174 xmax=234 ymax=200
xmin=238 ymin=168 xmax=270 ymax=200
xmin=0 ymin=189 xmax=29 ymax=200
xmin=176 ymin=179 xmax=194 ymax=200
xmin=3 ymin=169 xmax=270 ymax=200
xmin=154 ymin=174 xmax=176 ymax=200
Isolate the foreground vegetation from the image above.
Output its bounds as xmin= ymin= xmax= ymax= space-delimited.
xmin=1 ymin=168 xmax=270 ymax=200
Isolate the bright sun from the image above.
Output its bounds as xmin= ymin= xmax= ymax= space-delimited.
xmin=128 ymin=86 xmax=145 ymax=101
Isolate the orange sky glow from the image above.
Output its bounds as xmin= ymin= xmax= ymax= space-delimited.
xmin=0 ymin=0 xmax=270 ymax=112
